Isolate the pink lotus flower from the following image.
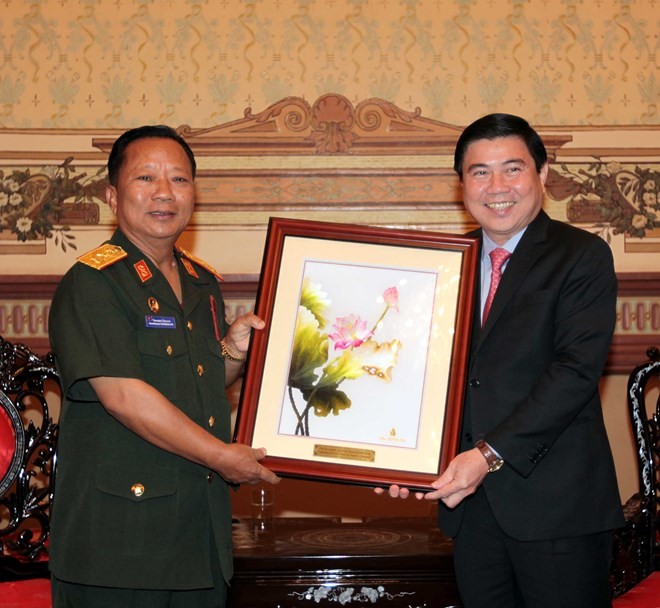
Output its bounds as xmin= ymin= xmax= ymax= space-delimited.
xmin=328 ymin=314 xmax=374 ymax=350
xmin=383 ymin=286 xmax=399 ymax=311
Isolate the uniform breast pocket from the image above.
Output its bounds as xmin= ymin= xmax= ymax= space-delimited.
xmin=206 ymin=337 xmax=225 ymax=369
xmin=136 ymin=330 xmax=189 ymax=397
xmin=93 ymin=464 xmax=179 ymax=557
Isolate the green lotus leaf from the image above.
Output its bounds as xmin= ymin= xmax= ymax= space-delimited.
xmin=299 ymin=277 xmax=330 ymax=329
xmin=321 ymin=348 xmax=367 ymax=386
xmin=303 ymin=385 xmax=352 ymax=418
xmin=353 ymin=339 xmax=402 ymax=382
xmin=320 ymin=339 xmax=402 ymax=385
xmin=288 ymin=306 xmax=328 ymax=390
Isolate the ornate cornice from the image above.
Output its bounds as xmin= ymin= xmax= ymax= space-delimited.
xmin=91 ymin=94 xmax=572 ymax=158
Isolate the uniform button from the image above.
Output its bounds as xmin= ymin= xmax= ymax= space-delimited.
xmin=464 ymin=433 xmax=473 ymax=442
xmin=208 ymin=416 xmax=215 ymax=428
xmin=469 ymin=379 xmax=480 ymax=388
xmin=166 ymin=345 xmax=173 ymax=356
xmin=187 ymin=321 xmax=193 ymax=331
xmin=131 ymin=483 xmax=145 ymax=497
xmin=197 ymin=364 xmax=205 ymax=376
xmin=207 ymin=472 xmax=213 ymax=483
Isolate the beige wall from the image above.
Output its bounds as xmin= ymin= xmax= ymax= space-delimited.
xmin=1 ymin=0 xmax=658 ymax=276
xmin=0 ymin=0 xmax=657 ymax=128
xmin=1 ymin=0 xmax=659 ymax=520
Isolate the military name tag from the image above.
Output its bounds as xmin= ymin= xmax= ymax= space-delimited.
xmin=145 ymin=316 xmax=176 ymax=329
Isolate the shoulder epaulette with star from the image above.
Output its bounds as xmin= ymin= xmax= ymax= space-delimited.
xmin=176 ymin=245 xmax=224 ymax=281
xmin=77 ymin=244 xmax=128 ymax=270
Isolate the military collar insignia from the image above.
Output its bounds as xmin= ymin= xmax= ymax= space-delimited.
xmin=176 ymin=245 xmax=223 ymax=281
xmin=77 ymin=244 xmax=128 ymax=270
xmin=181 ymin=257 xmax=199 ymax=278
xmin=133 ymin=260 xmax=153 ymax=283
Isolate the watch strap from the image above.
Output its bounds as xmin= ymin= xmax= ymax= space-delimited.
xmin=475 ymin=439 xmax=504 ymax=473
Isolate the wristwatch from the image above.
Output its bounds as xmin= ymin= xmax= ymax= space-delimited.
xmin=475 ymin=439 xmax=504 ymax=473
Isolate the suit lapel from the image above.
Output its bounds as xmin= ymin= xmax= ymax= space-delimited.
xmin=473 ymin=210 xmax=551 ymax=352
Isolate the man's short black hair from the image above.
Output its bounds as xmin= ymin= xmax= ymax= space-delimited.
xmin=107 ymin=125 xmax=196 ymax=186
xmin=453 ymin=113 xmax=548 ymax=180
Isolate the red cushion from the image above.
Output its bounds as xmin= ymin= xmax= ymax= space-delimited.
xmin=0 ymin=404 xmax=17 ymax=481
xmin=612 ymin=572 xmax=660 ymax=607
xmin=0 ymin=578 xmax=51 ymax=608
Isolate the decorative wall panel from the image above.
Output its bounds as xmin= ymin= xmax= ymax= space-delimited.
xmin=0 ymin=1 xmax=657 ymax=128
xmin=0 ymin=94 xmax=658 ymax=368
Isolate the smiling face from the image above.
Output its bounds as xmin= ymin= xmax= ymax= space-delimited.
xmin=106 ymin=137 xmax=195 ymax=256
xmin=460 ymin=136 xmax=548 ymax=245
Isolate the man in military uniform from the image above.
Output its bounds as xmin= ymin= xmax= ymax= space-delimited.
xmin=48 ymin=125 xmax=279 ymax=607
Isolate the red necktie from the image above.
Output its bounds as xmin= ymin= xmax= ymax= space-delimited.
xmin=482 ymin=248 xmax=511 ymax=325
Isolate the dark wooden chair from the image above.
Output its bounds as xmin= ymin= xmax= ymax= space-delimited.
xmin=0 ymin=335 xmax=58 ymax=607
xmin=611 ymin=346 xmax=660 ymax=606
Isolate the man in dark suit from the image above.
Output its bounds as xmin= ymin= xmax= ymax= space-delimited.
xmin=381 ymin=114 xmax=624 ymax=607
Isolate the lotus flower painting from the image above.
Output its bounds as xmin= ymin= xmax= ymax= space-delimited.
xmin=280 ymin=261 xmax=437 ymax=447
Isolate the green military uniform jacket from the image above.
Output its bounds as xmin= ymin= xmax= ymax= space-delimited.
xmin=49 ymin=228 xmax=234 ymax=590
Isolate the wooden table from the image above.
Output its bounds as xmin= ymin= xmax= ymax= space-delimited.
xmin=228 ymin=517 xmax=460 ymax=608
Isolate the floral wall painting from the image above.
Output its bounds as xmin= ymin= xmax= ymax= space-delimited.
xmin=0 ymin=160 xmax=105 ymax=254
xmin=235 ymin=218 xmax=479 ymax=490
xmin=548 ymin=164 xmax=660 ymax=248
xmin=281 ymin=262 xmax=437 ymax=450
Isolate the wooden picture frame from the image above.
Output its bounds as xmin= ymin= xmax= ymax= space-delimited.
xmin=234 ymin=217 xmax=478 ymax=490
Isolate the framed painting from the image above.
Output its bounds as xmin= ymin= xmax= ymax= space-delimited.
xmin=234 ymin=217 xmax=479 ymax=490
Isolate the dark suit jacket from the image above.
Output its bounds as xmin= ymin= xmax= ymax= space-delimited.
xmin=438 ymin=210 xmax=625 ymax=541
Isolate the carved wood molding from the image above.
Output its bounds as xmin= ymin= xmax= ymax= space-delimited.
xmin=92 ymin=94 xmax=572 ymax=158
xmin=1 ymin=273 xmax=658 ymax=374
xmin=8 ymin=94 xmax=660 ymax=245
xmin=84 ymin=95 xmax=576 ymax=232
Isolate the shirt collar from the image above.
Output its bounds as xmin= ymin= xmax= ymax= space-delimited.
xmin=482 ymin=227 xmax=527 ymax=263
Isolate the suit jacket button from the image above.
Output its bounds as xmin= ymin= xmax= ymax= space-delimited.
xmin=464 ymin=433 xmax=473 ymax=442
xmin=207 ymin=472 xmax=213 ymax=483
xmin=469 ymin=379 xmax=480 ymax=388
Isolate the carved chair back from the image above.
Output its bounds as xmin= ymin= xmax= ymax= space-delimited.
xmin=610 ymin=346 xmax=660 ymax=597
xmin=0 ymin=335 xmax=59 ymax=581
